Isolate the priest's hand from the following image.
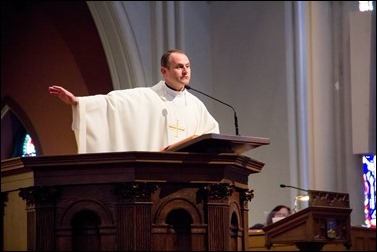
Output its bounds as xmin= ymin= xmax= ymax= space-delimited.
xmin=48 ymin=85 xmax=79 ymax=105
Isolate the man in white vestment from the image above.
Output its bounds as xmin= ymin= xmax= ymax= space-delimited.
xmin=49 ymin=49 xmax=220 ymax=153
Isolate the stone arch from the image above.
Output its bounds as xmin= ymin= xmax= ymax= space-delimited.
xmin=86 ymin=1 xmax=146 ymax=89
xmin=1 ymin=96 xmax=42 ymax=158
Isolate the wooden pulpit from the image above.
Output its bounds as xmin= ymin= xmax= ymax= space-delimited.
xmin=1 ymin=134 xmax=270 ymax=251
xmin=262 ymin=190 xmax=352 ymax=251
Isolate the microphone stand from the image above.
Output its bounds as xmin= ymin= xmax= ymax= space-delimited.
xmin=280 ymin=184 xmax=308 ymax=192
xmin=186 ymin=85 xmax=240 ymax=136
xmin=280 ymin=184 xmax=309 ymax=213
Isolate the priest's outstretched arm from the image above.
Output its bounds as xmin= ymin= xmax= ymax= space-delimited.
xmin=48 ymin=85 xmax=78 ymax=105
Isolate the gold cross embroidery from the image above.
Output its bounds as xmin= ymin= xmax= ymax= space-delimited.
xmin=169 ymin=119 xmax=185 ymax=137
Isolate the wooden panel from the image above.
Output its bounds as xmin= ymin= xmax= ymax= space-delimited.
xmin=249 ymin=226 xmax=376 ymax=251
xmin=350 ymin=226 xmax=376 ymax=251
xmin=2 ymin=150 xmax=266 ymax=251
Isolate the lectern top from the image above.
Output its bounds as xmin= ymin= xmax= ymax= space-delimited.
xmin=164 ymin=133 xmax=270 ymax=154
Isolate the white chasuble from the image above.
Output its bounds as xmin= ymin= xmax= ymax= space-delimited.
xmin=164 ymin=85 xmax=189 ymax=145
xmin=72 ymin=80 xmax=220 ymax=153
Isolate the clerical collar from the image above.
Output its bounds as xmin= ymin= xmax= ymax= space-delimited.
xmin=165 ymin=82 xmax=185 ymax=92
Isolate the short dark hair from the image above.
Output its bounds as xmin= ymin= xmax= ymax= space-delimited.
xmin=160 ymin=49 xmax=186 ymax=68
xmin=266 ymin=205 xmax=291 ymax=226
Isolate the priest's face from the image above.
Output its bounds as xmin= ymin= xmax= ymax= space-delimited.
xmin=161 ymin=52 xmax=191 ymax=91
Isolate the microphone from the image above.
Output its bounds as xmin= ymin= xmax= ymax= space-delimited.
xmin=280 ymin=184 xmax=308 ymax=193
xmin=185 ymin=85 xmax=240 ymax=136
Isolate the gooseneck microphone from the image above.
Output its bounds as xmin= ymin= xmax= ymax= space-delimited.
xmin=280 ymin=184 xmax=308 ymax=193
xmin=185 ymin=85 xmax=240 ymax=136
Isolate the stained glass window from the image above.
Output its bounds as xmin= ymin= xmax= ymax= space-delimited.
xmin=22 ymin=133 xmax=37 ymax=157
xmin=363 ymin=154 xmax=376 ymax=228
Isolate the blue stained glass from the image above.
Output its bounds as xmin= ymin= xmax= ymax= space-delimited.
xmin=363 ymin=154 xmax=376 ymax=228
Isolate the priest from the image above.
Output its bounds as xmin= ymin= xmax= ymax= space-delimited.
xmin=48 ymin=49 xmax=219 ymax=153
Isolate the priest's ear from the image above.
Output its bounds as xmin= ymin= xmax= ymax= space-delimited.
xmin=161 ymin=67 xmax=168 ymax=75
